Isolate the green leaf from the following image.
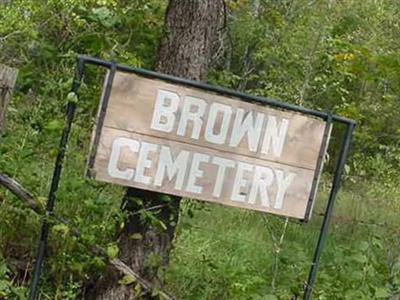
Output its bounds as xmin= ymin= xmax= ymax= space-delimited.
xmin=157 ymin=220 xmax=167 ymax=231
xmin=119 ymin=275 xmax=135 ymax=285
xmin=392 ymin=260 xmax=400 ymax=275
xmin=349 ymin=270 xmax=363 ymax=281
xmin=52 ymin=224 xmax=69 ymax=236
xmin=91 ymin=7 xmax=119 ymax=28
xmin=160 ymin=194 xmax=171 ymax=202
xmin=92 ymin=7 xmax=111 ymax=21
xmin=128 ymin=197 xmax=143 ymax=206
xmin=37 ymin=197 xmax=47 ymax=209
xmin=130 ymin=233 xmax=143 ymax=240
xmin=151 ymin=288 xmax=160 ymax=297
xmin=352 ymin=253 xmax=368 ymax=264
xmin=356 ymin=241 xmax=369 ymax=252
xmin=45 ymin=120 xmax=62 ymax=131
xmin=67 ymin=92 xmax=78 ymax=104
xmin=106 ymin=244 xmax=119 ymax=259
xmin=92 ymin=257 xmax=106 ymax=270
xmin=0 ymin=264 xmax=8 ymax=277
xmin=375 ymin=287 xmax=390 ymax=298
xmin=252 ymin=295 xmax=278 ymax=300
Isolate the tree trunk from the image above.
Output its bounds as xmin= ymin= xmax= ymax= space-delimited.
xmin=0 ymin=64 xmax=18 ymax=133
xmin=87 ymin=1 xmax=225 ymax=299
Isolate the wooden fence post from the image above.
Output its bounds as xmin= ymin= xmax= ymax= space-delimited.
xmin=0 ymin=64 xmax=18 ymax=132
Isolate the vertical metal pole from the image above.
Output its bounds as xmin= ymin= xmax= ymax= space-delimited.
xmin=86 ymin=62 xmax=117 ymax=174
xmin=303 ymin=122 xmax=355 ymax=300
xmin=28 ymin=58 xmax=84 ymax=300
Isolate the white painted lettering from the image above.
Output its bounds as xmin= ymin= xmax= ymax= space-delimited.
xmin=134 ymin=142 xmax=158 ymax=184
xmin=261 ymin=117 xmax=289 ymax=157
xmin=185 ymin=153 xmax=210 ymax=194
xmin=108 ymin=137 xmax=139 ymax=180
xmin=274 ymin=170 xmax=296 ymax=209
xmin=150 ymin=89 xmax=180 ymax=132
xmin=231 ymin=162 xmax=253 ymax=202
xmin=154 ymin=146 xmax=189 ymax=190
xmin=248 ymin=166 xmax=274 ymax=207
xmin=229 ymin=108 xmax=264 ymax=152
xmin=211 ymin=156 xmax=235 ymax=198
xmin=205 ymin=103 xmax=232 ymax=145
xmin=177 ymin=96 xmax=206 ymax=139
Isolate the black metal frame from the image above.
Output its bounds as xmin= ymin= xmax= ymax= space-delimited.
xmin=304 ymin=114 xmax=332 ymax=222
xmin=28 ymin=55 xmax=355 ymax=300
xmin=86 ymin=62 xmax=117 ymax=177
xmin=84 ymin=57 xmax=330 ymax=222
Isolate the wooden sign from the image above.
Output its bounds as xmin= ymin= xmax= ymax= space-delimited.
xmin=89 ymin=71 xmax=331 ymax=220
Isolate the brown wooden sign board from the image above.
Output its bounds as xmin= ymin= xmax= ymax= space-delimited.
xmin=89 ymin=71 xmax=331 ymax=220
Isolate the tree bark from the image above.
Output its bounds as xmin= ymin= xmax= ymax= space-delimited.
xmin=0 ymin=64 xmax=18 ymax=133
xmin=87 ymin=1 xmax=225 ymax=299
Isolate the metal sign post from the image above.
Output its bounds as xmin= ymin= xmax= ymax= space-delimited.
xmin=28 ymin=58 xmax=84 ymax=300
xmin=28 ymin=55 xmax=355 ymax=299
xmin=303 ymin=122 xmax=355 ymax=299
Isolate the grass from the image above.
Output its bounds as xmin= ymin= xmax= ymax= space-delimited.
xmin=0 ymin=84 xmax=399 ymax=299
xmin=165 ymin=183 xmax=400 ymax=299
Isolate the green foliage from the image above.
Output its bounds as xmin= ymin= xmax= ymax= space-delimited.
xmin=212 ymin=0 xmax=400 ymax=180
xmin=0 ymin=0 xmax=399 ymax=299
xmin=0 ymin=0 xmax=166 ymax=298
xmin=0 ymin=259 xmax=26 ymax=299
xmin=167 ymin=185 xmax=400 ymax=299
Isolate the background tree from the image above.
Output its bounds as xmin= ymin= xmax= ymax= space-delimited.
xmin=0 ymin=0 xmax=399 ymax=299
xmin=88 ymin=1 xmax=225 ymax=299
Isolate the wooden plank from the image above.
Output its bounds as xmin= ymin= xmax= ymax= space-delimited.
xmin=90 ymin=71 xmax=330 ymax=219
xmin=102 ymin=72 xmax=326 ymax=170
xmin=0 ymin=64 xmax=18 ymax=132
xmin=94 ymin=127 xmax=316 ymax=219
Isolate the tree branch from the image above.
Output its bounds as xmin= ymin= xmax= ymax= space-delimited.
xmin=0 ymin=173 xmax=43 ymax=214
xmin=0 ymin=172 xmax=175 ymax=300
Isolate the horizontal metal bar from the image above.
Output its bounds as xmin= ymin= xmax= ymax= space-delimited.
xmin=77 ymin=55 xmax=356 ymax=126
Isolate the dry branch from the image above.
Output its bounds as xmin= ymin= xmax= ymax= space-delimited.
xmin=0 ymin=172 xmax=175 ymax=300
xmin=0 ymin=173 xmax=43 ymax=213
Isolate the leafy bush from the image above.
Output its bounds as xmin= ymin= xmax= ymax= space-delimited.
xmin=0 ymin=0 xmax=399 ymax=299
